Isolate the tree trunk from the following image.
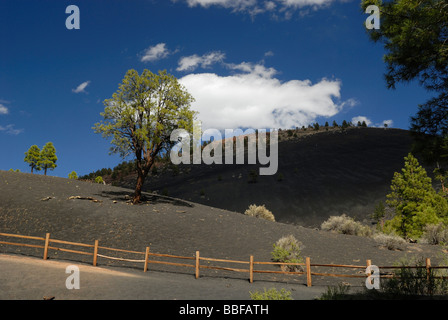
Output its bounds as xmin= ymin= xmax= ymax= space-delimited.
xmin=133 ymin=170 xmax=145 ymax=204
xmin=133 ymin=149 xmax=157 ymax=204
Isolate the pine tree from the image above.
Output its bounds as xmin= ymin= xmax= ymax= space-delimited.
xmin=386 ymin=153 xmax=448 ymax=238
xmin=24 ymin=145 xmax=41 ymax=173
xmin=68 ymin=171 xmax=78 ymax=179
xmin=38 ymin=142 xmax=57 ymax=175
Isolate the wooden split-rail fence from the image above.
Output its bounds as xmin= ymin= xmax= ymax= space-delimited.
xmin=0 ymin=232 xmax=446 ymax=287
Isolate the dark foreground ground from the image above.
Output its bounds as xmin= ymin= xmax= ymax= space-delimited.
xmin=0 ymin=170 xmax=445 ymax=301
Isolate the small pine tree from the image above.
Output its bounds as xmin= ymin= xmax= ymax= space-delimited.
xmin=332 ymin=120 xmax=338 ymax=127
xmin=24 ymin=145 xmax=41 ymax=173
xmin=386 ymin=153 xmax=448 ymax=238
xmin=248 ymin=169 xmax=258 ymax=183
xmin=68 ymin=171 xmax=78 ymax=180
xmin=38 ymin=142 xmax=57 ymax=175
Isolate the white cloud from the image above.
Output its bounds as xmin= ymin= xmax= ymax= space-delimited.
xmin=0 ymin=104 xmax=9 ymax=115
xmin=140 ymin=43 xmax=170 ymax=62
xmin=179 ymin=0 xmax=339 ymax=16
xmin=382 ymin=119 xmax=393 ymax=128
xmin=0 ymin=124 xmax=23 ymax=135
xmin=352 ymin=116 xmax=371 ymax=126
xmin=179 ymin=62 xmax=352 ymax=130
xmin=177 ymin=51 xmax=226 ymax=71
xmin=185 ymin=0 xmax=257 ymax=10
xmin=280 ymin=0 xmax=335 ymax=8
xmin=72 ymin=81 xmax=91 ymax=94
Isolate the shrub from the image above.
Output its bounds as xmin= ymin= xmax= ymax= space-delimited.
xmin=271 ymin=235 xmax=304 ymax=272
xmin=318 ymin=283 xmax=351 ymax=300
xmin=380 ymin=257 xmax=448 ymax=297
xmin=373 ymin=233 xmax=406 ymax=250
xmin=321 ymin=214 xmax=372 ymax=237
xmin=95 ymin=176 xmax=104 ymax=184
xmin=421 ymin=223 xmax=448 ymax=245
xmin=250 ymin=288 xmax=292 ymax=300
xmin=244 ymin=204 xmax=275 ymax=222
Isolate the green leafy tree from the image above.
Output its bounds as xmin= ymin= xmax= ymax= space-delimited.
xmin=68 ymin=171 xmax=78 ymax=179
xmin=361 ymin=0 xmax=448 ymax=167
xmin=93 ymin=69 xmax=197 ymax=204
xmin=385 ymin=153 xmax=448 ymax=238
xmin=38 ymin=142 xmax=57 ymax=175
xmin=24 ymin=145 xmax=41 ymax=173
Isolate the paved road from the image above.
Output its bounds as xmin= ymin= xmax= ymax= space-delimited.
xmin=0 ymin=254 xmax=326 ymax=301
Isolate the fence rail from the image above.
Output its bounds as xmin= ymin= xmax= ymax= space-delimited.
xmin=1 ymin=231 xmax=447 ymax=287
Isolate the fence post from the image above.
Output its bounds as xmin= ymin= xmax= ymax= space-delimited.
xmin=144 ymin=247 xmax=150 ymax=272
xmin=43 ymin=233 xmax=50 ymax=260
xmin=195 ymin=251 xmax=200 ymax=279
xmin=426 ymin=258 xmax=431 ymax=281
xmin=249 ymin=255 xmax=254 ymax=283
xmin=306 ymin=257 xmax=312 ymax=287
xmin=93 ymin=240 xmax=99 ymax=266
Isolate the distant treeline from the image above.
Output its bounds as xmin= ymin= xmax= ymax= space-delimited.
xmin=79 ymin=155 xmax=167 ymax=181
xmin=79 ymin=160 xmax=136 ymax=181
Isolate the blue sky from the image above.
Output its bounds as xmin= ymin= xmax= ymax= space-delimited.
xmin=0 ymin=0 xmax=431 ymax=178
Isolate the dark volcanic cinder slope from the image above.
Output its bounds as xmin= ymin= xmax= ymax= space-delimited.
xmin=143 ymin=128 xmax=415 ymax=228
xmin=0 ymin=169 xmax=444 ymax=293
